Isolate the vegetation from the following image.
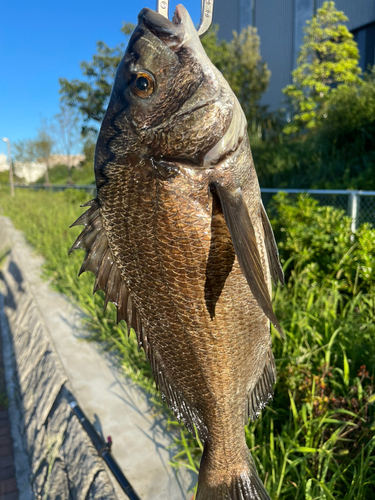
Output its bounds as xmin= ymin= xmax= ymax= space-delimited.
xmin=283 ymin=1 xmax=362 ymax=134
xmin=34 ymin=161 xmax=94 ymax=185
xmin=1 ymin=189 xmax=374 ymax=499
xmin=254 ymin=69 xmax=375 ymax=189
xmin=59 ymin=24 xmax=135 ymax=136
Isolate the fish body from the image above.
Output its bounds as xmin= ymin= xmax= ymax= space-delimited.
xmin=71 ymin=6 xmax=283 ymax=499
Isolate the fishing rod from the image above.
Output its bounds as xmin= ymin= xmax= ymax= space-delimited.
xmin=70 ymin=401 xmax=141 ymax=500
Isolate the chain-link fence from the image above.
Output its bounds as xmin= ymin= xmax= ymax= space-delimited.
xmin=13 ymin=184 xmax=375 ymax=232
xmin=261 ymin=189 xmax=375 ymax=231
xmin=14 ymin=183 xmax=96 ymax=196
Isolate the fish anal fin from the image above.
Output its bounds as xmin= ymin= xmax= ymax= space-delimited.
xmin=260 ymin=202 xmax=284 ymax=286
xmin=150 ymin=351 xmax=208 ymax=442
xmin=213 ymin=184 xmax=284 ymax=338
xmin=69 ymin=199 xmax=148 ymax=352
xmin=246 ymin=349 xmax=276 ymax=422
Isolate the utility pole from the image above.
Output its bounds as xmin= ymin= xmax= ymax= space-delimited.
xmin=2 ymin=137 xmax=14 ymax=197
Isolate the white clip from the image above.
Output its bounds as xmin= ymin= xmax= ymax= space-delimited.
xmin=155 ymin=0 xmax=214 ymax=37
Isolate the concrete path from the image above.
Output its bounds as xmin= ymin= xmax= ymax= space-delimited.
xmin=0 ymin=217 xmax=194 ymax=500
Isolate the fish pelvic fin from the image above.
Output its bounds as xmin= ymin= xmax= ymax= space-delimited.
xmin=196 ymin=448 xmax=270 ymax=500
xmin=246 ymin=348 xmax=276 ymax=422
xmin=69 ymin=198 xmax=147 ymax=351
xmin=213 ymin=184 xmax=284 ymax=339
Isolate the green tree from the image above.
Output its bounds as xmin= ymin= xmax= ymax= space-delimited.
xmin=283 ymin=1 xmax=362 ymax=134
xmin=12 ymin=124 xmax=55 ymax=185
xmin=32 ymin=129 xmax=55 ymax=184
xmin=59 ymin=23 xmax=134 ymax=135
xmin=54 ymin=105 xmax=82 ymax=183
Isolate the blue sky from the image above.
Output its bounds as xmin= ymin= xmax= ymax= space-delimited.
xmin=0 ymin=0 xmax=201 ymax=157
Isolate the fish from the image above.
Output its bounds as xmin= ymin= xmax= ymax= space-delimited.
xmin=70 ymin=5 xmax=284 ymax=500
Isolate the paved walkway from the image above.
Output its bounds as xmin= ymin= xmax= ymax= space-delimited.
xmin=0 ymin=322 xmax=19 ymax=500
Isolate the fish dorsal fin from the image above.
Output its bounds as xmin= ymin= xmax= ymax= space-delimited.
xmin=213 ymin=185 xmax=284 ymax=338
xmin=246 ymin=348 xmax=276 ymax=422
xmin=260 ymin=202 xmax=284 ymax=286
xmin=69 ymin=199 xmax=145 ymax=343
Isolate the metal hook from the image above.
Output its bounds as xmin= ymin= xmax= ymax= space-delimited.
xmin=197 ymin=0 xmax=214 ymax=37
xmin=156 ymin=0 xmax=169 ymax=19
xmin=155 ymin=0 xmax=214 ymax=37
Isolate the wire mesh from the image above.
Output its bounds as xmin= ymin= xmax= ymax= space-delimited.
xmin=12 ymin=184 xmax=375 ymax=230
xmin=358 ymin=195 xmax=375 ymax=227
xmin=261 ymin=189 xmax=375 ymax=230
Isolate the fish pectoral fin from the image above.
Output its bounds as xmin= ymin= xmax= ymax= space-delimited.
xmin=260 ymin=201 xmax=284 ymax=286
xmin=213 ymin=184 xmax=283 ymax=337
xmin=69 ymin=199 xmax=147 ymax=352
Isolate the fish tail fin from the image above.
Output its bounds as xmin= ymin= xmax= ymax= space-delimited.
xmin=196 ymin=446 xmax=270 ymax=500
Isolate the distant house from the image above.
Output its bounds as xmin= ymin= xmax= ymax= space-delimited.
xmin=213 ymin=0 xmax=375 ymax=111
xmin=12 ymin=155 xmax=86 ymax=184
xmin=48 ymin=154 xmax=85 ymax=168
xmin=13 ymin=162 xmax=47 ymax=183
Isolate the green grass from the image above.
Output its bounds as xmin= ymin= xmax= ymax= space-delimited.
xmin=1 ymin=188 xmax=374 ymax=499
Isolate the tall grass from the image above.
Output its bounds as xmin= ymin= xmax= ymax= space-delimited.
xmin=1 ymin=189 xmax=374 ymax=499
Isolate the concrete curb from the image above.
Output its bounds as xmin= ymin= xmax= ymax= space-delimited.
xmin=0 ymin=216 xmax=193 ymax=500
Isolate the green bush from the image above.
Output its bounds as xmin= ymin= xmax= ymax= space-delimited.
xmin=255 ymin=72 xmax=375 ymax=190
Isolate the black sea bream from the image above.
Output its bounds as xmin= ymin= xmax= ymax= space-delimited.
xmin=71 ymin=5 xmax=284 ymax=499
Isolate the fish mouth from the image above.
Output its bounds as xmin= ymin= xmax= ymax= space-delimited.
xmin=138 ymin=6 xmax=185 ymax=48
xmin=138 ymin=5 xmax=196 ymax=51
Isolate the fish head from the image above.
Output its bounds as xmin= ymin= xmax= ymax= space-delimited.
xmin=96 ymin=4 xmax=244 ymax=171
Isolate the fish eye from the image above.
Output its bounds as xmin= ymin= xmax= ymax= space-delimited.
xmin=132 ymin=71 xmax=155 ymax=98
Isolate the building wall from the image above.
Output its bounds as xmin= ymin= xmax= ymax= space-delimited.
xmin=256 ymin=0 xmax=295 ymax=110
xmin=316 ymin=0 xmax=375 ymax=31
xmin=213 ymin=0 xmax=375 ymax=110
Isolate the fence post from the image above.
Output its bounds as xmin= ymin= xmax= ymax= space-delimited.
xmin=348 ymin=191 xmax=360 ymax=234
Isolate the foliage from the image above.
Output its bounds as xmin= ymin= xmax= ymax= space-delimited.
xmin=54 ymin=105 xmax=82 ymax=182
xmin=254 ymin=69 xmax=375 ymax=189
xmin=283 ymin=1 xmax=362 ymax=134
xmin=59 ymin=24 xmax=134 ymax=135
xmin=34 ymin=163 xmax=94 ymax=185
xmin=29 ymin=129 xmax=55 ymax=184
xmin=1 ymin=189 xmax=375 ymax=499
xmin=12 ymin=123 xmax=56 ymax=184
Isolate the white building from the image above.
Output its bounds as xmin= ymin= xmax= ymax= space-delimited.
xmin=0 ymin=153 xmax=86 ymax=183
xmin=14 ymin=162 xmax=47 ymax=183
